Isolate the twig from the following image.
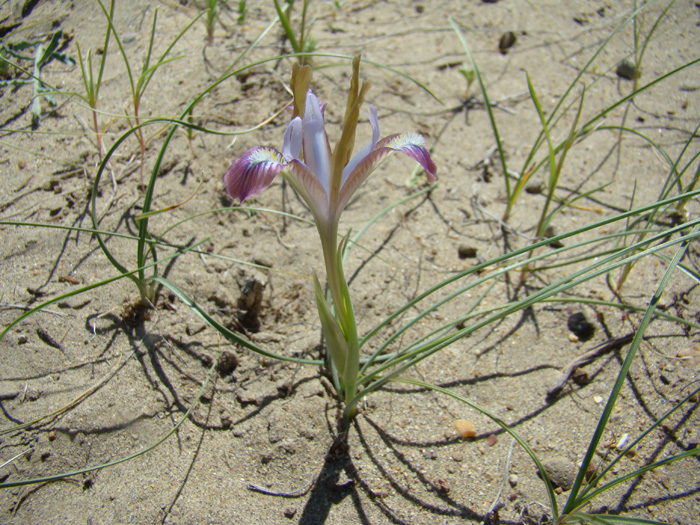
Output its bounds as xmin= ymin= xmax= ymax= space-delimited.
xmin=546 ymin=333 xmax=635 ymax=400
xmin=247 ymin=475 xmax=317 ymax=498
xmin=0 ymin=304 xmax=68 ymax=318
xmin=1 ymin=349 xmax=136 ymax=435
xmin=480 ymin=437 xmax=514 ymax=525
xmin=0 ymin=449 xmax=32 ymax=469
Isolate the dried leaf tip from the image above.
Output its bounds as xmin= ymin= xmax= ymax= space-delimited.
xmin=290 ymin=62 xmax=312 ymax=119
xmin=331 ymin=55 xmax=371 ymax=200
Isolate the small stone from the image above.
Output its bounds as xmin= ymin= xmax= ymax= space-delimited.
xmin=453 ymin=419 xmax=476 ymax=438
xmin=48 ymin=430 xmax=57 ymax=441
xmin=509 ymin=473 xmax=518 ymax=487
xmin=593 ymin=395 xmax=604 ymax=404
xmin=18 ymin=160 xmax=27 ymax=169
xmin=216 ymin=351 xmax=239 ymax=375
xmin=435 ymin=478 xmax=450 ymax=494
xmin=486 ymin=434 xmax=498 ymax=447
xmin=25 ymin=387 xmax=40 ymax=401
xmin=572 ymin=367 xmax=589 ymax=385
xmin=283 ymin=507 xmax=296 ymax=519
xmin=458 ymin=245 xmax=478 ymax=259
xmin=415 ymin=4 xmax=424 ymax=13
xmin=122 ymin=32 xmax=138 ymax=44
xmin=568 ymin=333 xmax=579 ymax=343
xmin=498 ymin=31 xmax=517 ymax=53
xmin=567 ymin=312 xmax=595 ymax=341
xmin=220 ymin=411 xmax=233 ymax=429
xmin=539 ymin=457 xmax=577 ymax=491
xmin=525 ymin=181 xmax=543 ymax=194
xmin=544 ymin=225 xmax=564 ymax=248
xmin=616 ymin=60 xmax=640 ymax=81
xmin=452 ymin=452 xmax=463 ymax=462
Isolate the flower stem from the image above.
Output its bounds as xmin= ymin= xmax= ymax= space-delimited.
xmin=319 ymin=225 xmax=359 ymax=415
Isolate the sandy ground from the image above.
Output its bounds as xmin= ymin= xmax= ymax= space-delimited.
xmin=1 ymin=0 xmax=699 ymax=523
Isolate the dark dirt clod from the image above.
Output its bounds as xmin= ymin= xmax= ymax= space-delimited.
xmin=216 ymin=350 xmax=239 ymax=376
xmin=567 ymin=312 xmax=595 ymax=341
xmin=616 ymin=59 xmax=640 ymax=80
xmin=539 ymin=457 xmax=577 ymax=491
xmin=499 ymin=31 xmax=517 ymax=53
xmin=458 ymin=245 xmax=478 ymax=259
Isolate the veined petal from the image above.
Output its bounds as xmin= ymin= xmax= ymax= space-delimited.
xmin=376 ymin=133 xmax=437 ymax=182
xmin=224 ymin=146 xmax=286 ymax=202
xmin=336 ymin=147 xmax=394 ymax=216
xmin=283 ymin=159 xmax=331 ymax=222
xmin=336 ymin=134 xmax=437 ymax=216
xmin=282 ymin=117 xmax=303 ymax=161
xmin=302 ymin=91 xmax=332 ymax=197
xmin=341 ymin=104 xmax=380 ymax=188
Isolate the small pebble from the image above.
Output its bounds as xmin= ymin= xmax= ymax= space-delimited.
xmin=572 ymin=367 xmax=589 ymax=385
xmin=486 ymin=434 xmax=498 ymax=447
xmin=217 ymin=350 xmax=239 ymax=375
xmin=525 ymin=181 xmax=543 ymax=194
xmin=434 ymin=478 xmax=450 ymax=494
xmin=122 ymin=32 xmax=138 ymax=44
xmin=498 ymin=31 xmax=517 ymax=53
xmin=458 ymin=245 xmax=478 ymax=259
xmin=453 ymin=419 xmax=476 ymax=438
xmin=509 ymin=474 xmax=518 ymax=487
xmin=18 ymin=160 xmax=27 ymax=169
xmin=284 ymin=507 xmax=296 ymax=519
xmin=593 ymin=395 xmax=604 ymax=404
xmin=616 ymin=59 xmax=640 ymax=80
xmin=544 ymin=225 xmax=564 ymax=248
xmin=567 ymin=312 xmax=595 ymax=341
xmin=539 ymin=457 xmax=577 ymax=491
xmin=568 ymin=333 xmax=579 ymax=343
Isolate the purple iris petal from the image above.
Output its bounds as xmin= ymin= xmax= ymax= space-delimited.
xmin=282 ymin=117 xmax=303 ymax=161
xmin=223 ymin=146 xmax=286 ymax=203
xmin=302 ymin=91 xmax=332 ymax=198
xmin=376 ymin=133 xmax=437 ymax=182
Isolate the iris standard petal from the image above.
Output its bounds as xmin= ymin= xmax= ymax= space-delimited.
xmin=223 ymin=146 xmax=286 ymax=203
xmin=341 ymin=104 xmax=381 ymax=188
xmin=302 ymin=91 xmax=332 ymax=198
xmin=282 ymin=117 xmax=303 ymax=161
xmin=375 ymin=133 xmax=437 ymax=182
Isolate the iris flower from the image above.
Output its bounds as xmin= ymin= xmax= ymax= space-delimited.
xmin=224 ymin=57 xmax=436 ymax=414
